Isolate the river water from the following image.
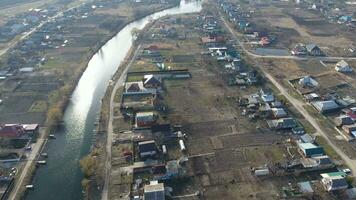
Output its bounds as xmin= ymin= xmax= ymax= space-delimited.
xmin=26 ymin=1 xmax=202 ymax=200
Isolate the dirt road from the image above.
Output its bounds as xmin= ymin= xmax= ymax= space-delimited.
xmin=101 ymin=45 xmax=141 ymax=200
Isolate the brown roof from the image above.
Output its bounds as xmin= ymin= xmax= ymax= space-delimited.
xmin=0 ymin=124 xmax=26 ymax=138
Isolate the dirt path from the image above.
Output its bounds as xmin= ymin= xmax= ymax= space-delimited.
xmin=219 ymin=12 xmax=356 ymax=174
xmin=101 ymin=45 xmax=141 ymax=200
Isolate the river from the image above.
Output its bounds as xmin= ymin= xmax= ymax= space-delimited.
xmin=26 ymin=1 xmax=202 ymax=200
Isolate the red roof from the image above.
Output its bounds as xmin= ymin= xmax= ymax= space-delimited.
xmin=0 ymin=124 xmax=26 ymax=138
xmin=347 ymin=111 xmax=356 ymax=120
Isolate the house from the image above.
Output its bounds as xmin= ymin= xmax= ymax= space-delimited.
xmin=271 ymin=108 xmax=287 ymax=118
xmin=0 ymin=124 xmax=26 ymax=138
xmin=125 ymin=81 xmax=147 ymax=93
xmin=334 ymin=115 xmax=354 ymax=127
xmin=321 ymin=176 xmax=348 ymax=192
xmin=299 ymin=76 xmax=319 ymax=88
xmin=342 ymin=124 xmax=356 ymax=137
xmin=314 ymin=155 xmax=333 ymax=166
xmin=260 ymin=89 xmax=274 ymax=103
xmin=345 ymin=107 xmax=356 ymax=121
xmin=306 ymin=44 xmax=323 ymax=56
xmin=144 ymin=181 xmax=165 ymax=200
xmin=138 ymin=140 xmax=157 ymax=158
xmin=270 ymin=100 xmax=283 ymax=108
xmin=267 ymin=117 xmax=297 ymax=130
xmin=335 ymin=60 xmax=353 ymax=73
xmin=312 ymin=100 xmax=339 ymax=113
xmin=143 ymin=75 xmax=162 ymax=89
xmin=300 ymin=155 xmax=333 ymax=169
xmin=298 ymin=142 xmax=324 ymax=157
xmin=135 ymin=112 xmax=157 ymax=127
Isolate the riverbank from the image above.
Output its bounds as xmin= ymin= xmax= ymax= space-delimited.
xmin=7 ymin=2 xmax=182 ymax=200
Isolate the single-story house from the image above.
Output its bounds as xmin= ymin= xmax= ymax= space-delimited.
xmin=125 ymin=81 xmax=146 ymax=93
xmin=260 ymin=89 xmax=274 ymax=103
xmin=135 ymin=112 xmax=157 ymax=128
xmin=314 ymin=155 xmax=333 ymax=166
xmin=342 ymin=124 xmax=356 ymax=137
xmin=311 ymin=100 xmax=339 ymax=113
xmin=299 ymin=76 xmax=319 ymax=88
xmin=298 ymin=142 xmax=324 ymax=157
xmin=346 ymin=107 xmax=356 ymax=121
xmin=321 ymin=176 xmax=348 ymax=192
xmin=271 ymin=108 xmax=287 ymax=118
xmin=0 ymin=124 xmax=26 ymax=138
xmin=143 ymin=74 xmax=162 ymax=89
xmin=306 ymin=44 xmax=323 ymax=56
xmin=144 ymin=181 xmax=165 ymax=200
xmin=267 ymin=117 xmax=297 ymax=130
xmin=138 ymin=140 xmax=157 ymax=158
xmin=335 ymin=60 xmax=353 ymax=73
xmin=270 ymin=100 xmax=283 ymax=108
xmin=334 ymin=115 xmax=354 ymax=127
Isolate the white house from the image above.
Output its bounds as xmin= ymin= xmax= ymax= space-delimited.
xmin=335 ymin=60 xmax=353 ymax=73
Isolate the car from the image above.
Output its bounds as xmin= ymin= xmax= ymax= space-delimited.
xmin=25 ymin=146 xmax=32 ymax=151
xmin=338 ymin=168 xmax=351 ymax=174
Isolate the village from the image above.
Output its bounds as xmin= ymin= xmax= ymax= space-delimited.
xmin=94 ymin=0 xmax=356 ymax=199
xmin=0 ymin=0 xmax=355 ymax=199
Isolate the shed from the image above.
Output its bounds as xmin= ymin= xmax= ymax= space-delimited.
xmin=298 ymin=181 xmax=314 ymax=193
xmin=300 ymin=134 xmax=315 ymax=143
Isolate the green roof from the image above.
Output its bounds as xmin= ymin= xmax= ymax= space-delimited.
xmin=321 ymin=171 xmax=347 ymax=178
